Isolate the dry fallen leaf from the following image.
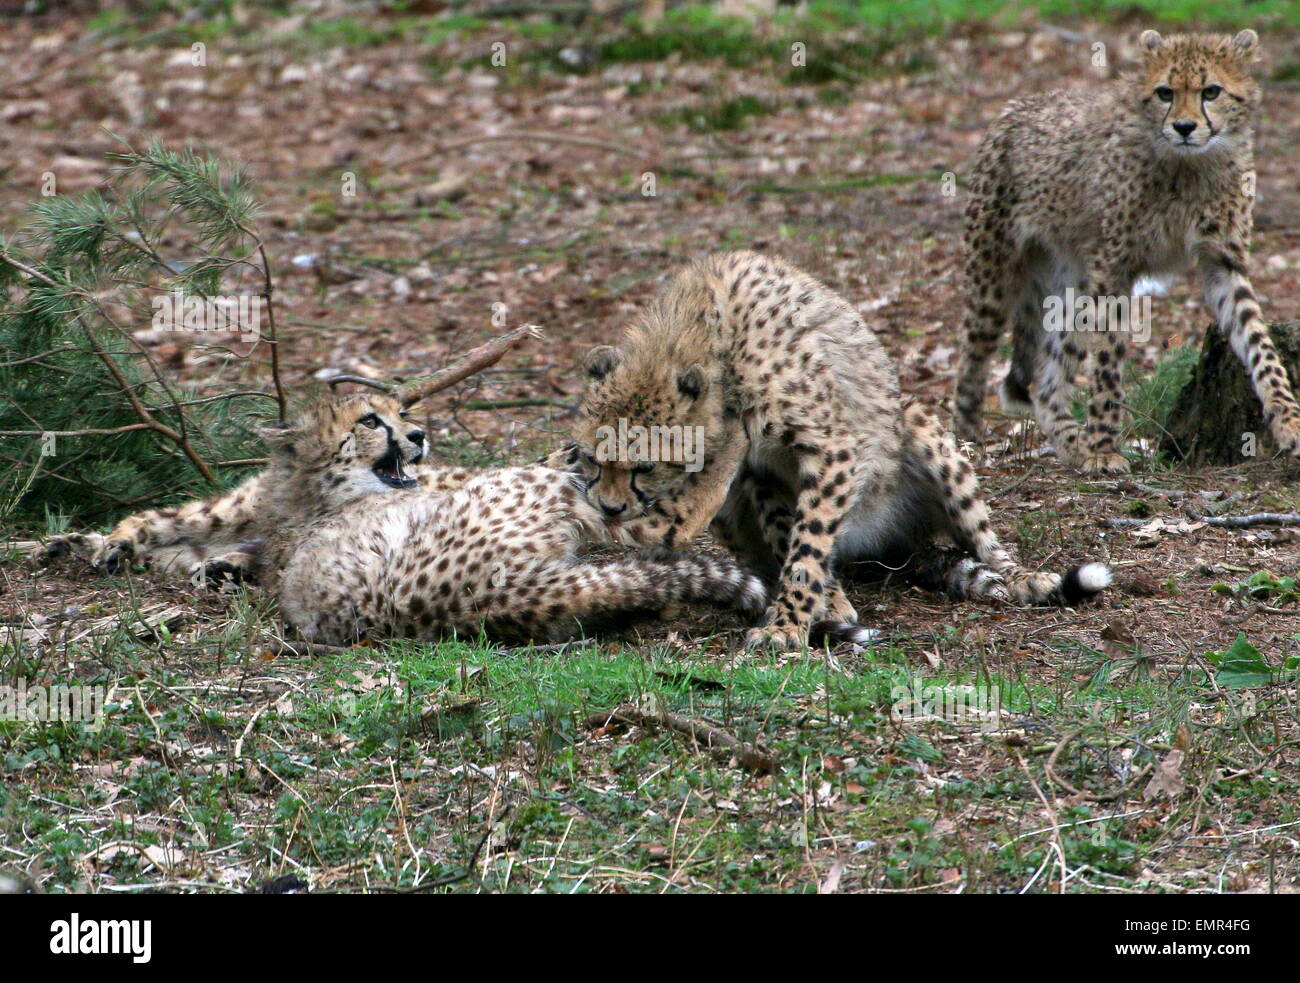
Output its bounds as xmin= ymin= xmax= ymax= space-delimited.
xmin=1099 ymin=620 xmax=1141 ymax=658
xmin=819 ymin=860 xmax=846 ymax=894
xmin=1143 ymin=749 xmax=1186 ymax=802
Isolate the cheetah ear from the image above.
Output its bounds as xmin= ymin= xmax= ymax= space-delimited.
xmin=1138 ymin=30 xmax=1163 ymax=55
xmin=259 ymin=421 xmax=300 ymax=456
xmin=676 ymin=365 xmax=706 ymax=401
xmin=583 ymin=346 xmax=621 ymax=380
xmin=1231 ymin=29 xmax=1259 ymax=60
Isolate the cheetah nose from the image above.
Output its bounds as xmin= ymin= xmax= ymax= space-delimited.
xmin=1172 ymin=120 xmax=1197 ymax=138
xmin=600 ymin=500 xmax=626 ymax=518
xmin=406 ymin=429 xmax=425 ymax=445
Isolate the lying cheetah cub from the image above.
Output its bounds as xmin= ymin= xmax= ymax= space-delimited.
xmin=551 ymin=252 xmax=1110 ymax=650
xmin=48 ymin=390 xmax=764 ymax=645
xmin=954 ymin=29 xmax=1300 ymax=473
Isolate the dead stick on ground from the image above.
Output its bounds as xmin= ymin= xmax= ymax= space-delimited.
xmin=454 ymin=398 xmax=569 ymax=411
xmin=584 ymin=704 xmax=778 ymax=773
xmin=1044 ymin=729 xmax=1151 ymax=804
xmin=1103 ymin=512 xmax=1300 ymax=529
xmin=1015 ymin=751 xmax=1068 ymax=894
xmin=256 ymin=638 xmax=364 ymax=658
xmin=395 ymin=325 xmax=544 ymax=407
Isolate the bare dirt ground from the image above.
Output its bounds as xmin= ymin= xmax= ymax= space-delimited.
xmin=1 ymin=7 xmax=1298 ymax=893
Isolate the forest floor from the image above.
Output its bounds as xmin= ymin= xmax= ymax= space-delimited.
xmin=1 ymin=2 xmax=1298 ymax=893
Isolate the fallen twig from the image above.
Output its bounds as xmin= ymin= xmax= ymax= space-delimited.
xmin=1015 ymin=751 xmax=1067 ymax=894
xmin=255 ymin=638 xmax=365 ymax=658
xmin=324 ymin=326 xmax=544 ymax=406
xmin=584 ymin=704 xmax=778 ymax=773
xmin=453 ymin=398 xmax=570 ymax=412
xmin=1044 ymin=730 xmax=1151 ymax=804
xmin=1103 ymin=481 xmax=1190 ymax=500
xmin=1103 ymin=512 xmax=1300 ymax=529
xmin=397 ymin=324 xmax=544 ymax=407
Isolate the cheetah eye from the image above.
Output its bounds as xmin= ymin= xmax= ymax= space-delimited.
xmin=579 ymin=450 xmax=599 ymax=469
xmin=1154 ymin=86 xmax=1174 ymax=103
xmin=358 ymin=413 xmax=381 ymax=430
xmin=1201 ymin=85 xmax=1222 ymax=101
xmin=633 ymin=461 xmax=657 ymax=474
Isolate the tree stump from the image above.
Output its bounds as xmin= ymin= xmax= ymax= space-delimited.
xmin=1159 ymin=321 xmax=1300 ymax=466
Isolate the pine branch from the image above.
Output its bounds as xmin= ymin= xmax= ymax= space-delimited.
xmin=0 ymin=140 xmax=280 ymax=526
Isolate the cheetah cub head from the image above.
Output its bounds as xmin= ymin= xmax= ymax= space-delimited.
xmin=1136 ymin=29 xmax=1261 ymax=155
xmin=569 ymin=340 xmax=728 ymax=521
xmin=260 ymin=393 xmax=428 ymax=510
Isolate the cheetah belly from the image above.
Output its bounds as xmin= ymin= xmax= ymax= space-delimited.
xmin=276 ymin=472 xmax=591 ymax=645
xmin=834 ymin=453 xmax=949 ymax=564
xmin=276 ymin=514 xmax=389 ymax=643
xmin=741 ymin=432 xmax=938 ymax=566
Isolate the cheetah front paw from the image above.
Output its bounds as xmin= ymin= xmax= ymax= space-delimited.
xmin=1007 ymin=572 xmax=1063 ymax=605
xmin=41 ymin=533 xmax=102 ymax=564
xmin=1079 ymin=452 xmax=1130 ymax=475
xmin=198 ymin=558 xmax=251 ymax=590
xmin=1269 ymin=420 xmax=1300 ymax=457
xmin=91 ymin=539 xmax=136 ymax=574
xmin=953 ymin=417 xmax=985 ymax=448
xmin=744 ymin=621 xmax=808 ymax=651
xmin=825 ymin=585 xmax=858 ymax=624
xmin=189 ymin=549 xmax=259 ymax=590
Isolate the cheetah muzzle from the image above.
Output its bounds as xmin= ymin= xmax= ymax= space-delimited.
xmin=372 ymin=442 xmax=419 ymax=489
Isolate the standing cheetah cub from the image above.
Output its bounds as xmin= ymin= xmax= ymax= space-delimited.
xmin=47 ymin=390 xmax=765 ymax=645
xmin=954 ymin=29 xmax=1300 ymax=473
xmin=552 ymin=252 xmax=1110 ymax=650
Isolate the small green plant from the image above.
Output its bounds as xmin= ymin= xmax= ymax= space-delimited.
xmin=1127 ymin=344 xmax=1199 ymax=443
xmin=1212 ymin=570 xmax=1300 ymax=604
xmin=1205 ymin=633 xmax=1300 ymax=689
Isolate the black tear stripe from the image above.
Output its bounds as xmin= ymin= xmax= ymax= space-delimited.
xmin=629 ymin=471 xmax=655 ymax=508
xmin=374 ymin=418 xmax=405 ymax=465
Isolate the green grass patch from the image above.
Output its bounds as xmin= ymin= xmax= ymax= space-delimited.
xmin=3 ymin=584 xmax=1296 ymax=892
xmin=654 ymin=95 xmax=779 ymax=132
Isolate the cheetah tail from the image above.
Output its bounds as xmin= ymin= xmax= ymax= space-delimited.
xmin=1056 ymin=562 xmax=1113 ymax=605
xmin=907 ymin=548 xmax=1111 ymax=606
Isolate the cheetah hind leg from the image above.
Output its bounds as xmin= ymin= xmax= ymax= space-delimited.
xmin=910 ymin=547 xmax=1111 ymax=606
xmin=709 ymin=477 xmax=881 ymax=645
xmin=998 ymin=296 xmax=1040 ymax=416
xmin=490 ymin=554 xmax=767 ymax=642
xmin=902 ymin=402 xmax=1112 ymax=606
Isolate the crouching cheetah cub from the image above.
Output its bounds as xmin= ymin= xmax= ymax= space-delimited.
xmin=47 ymin=391 xmax=765 ymax=645
xmin=551 ymin=251 xmax=1110 ymax=650
xmin=954 ymin=29 xmax=1300 ymax=473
